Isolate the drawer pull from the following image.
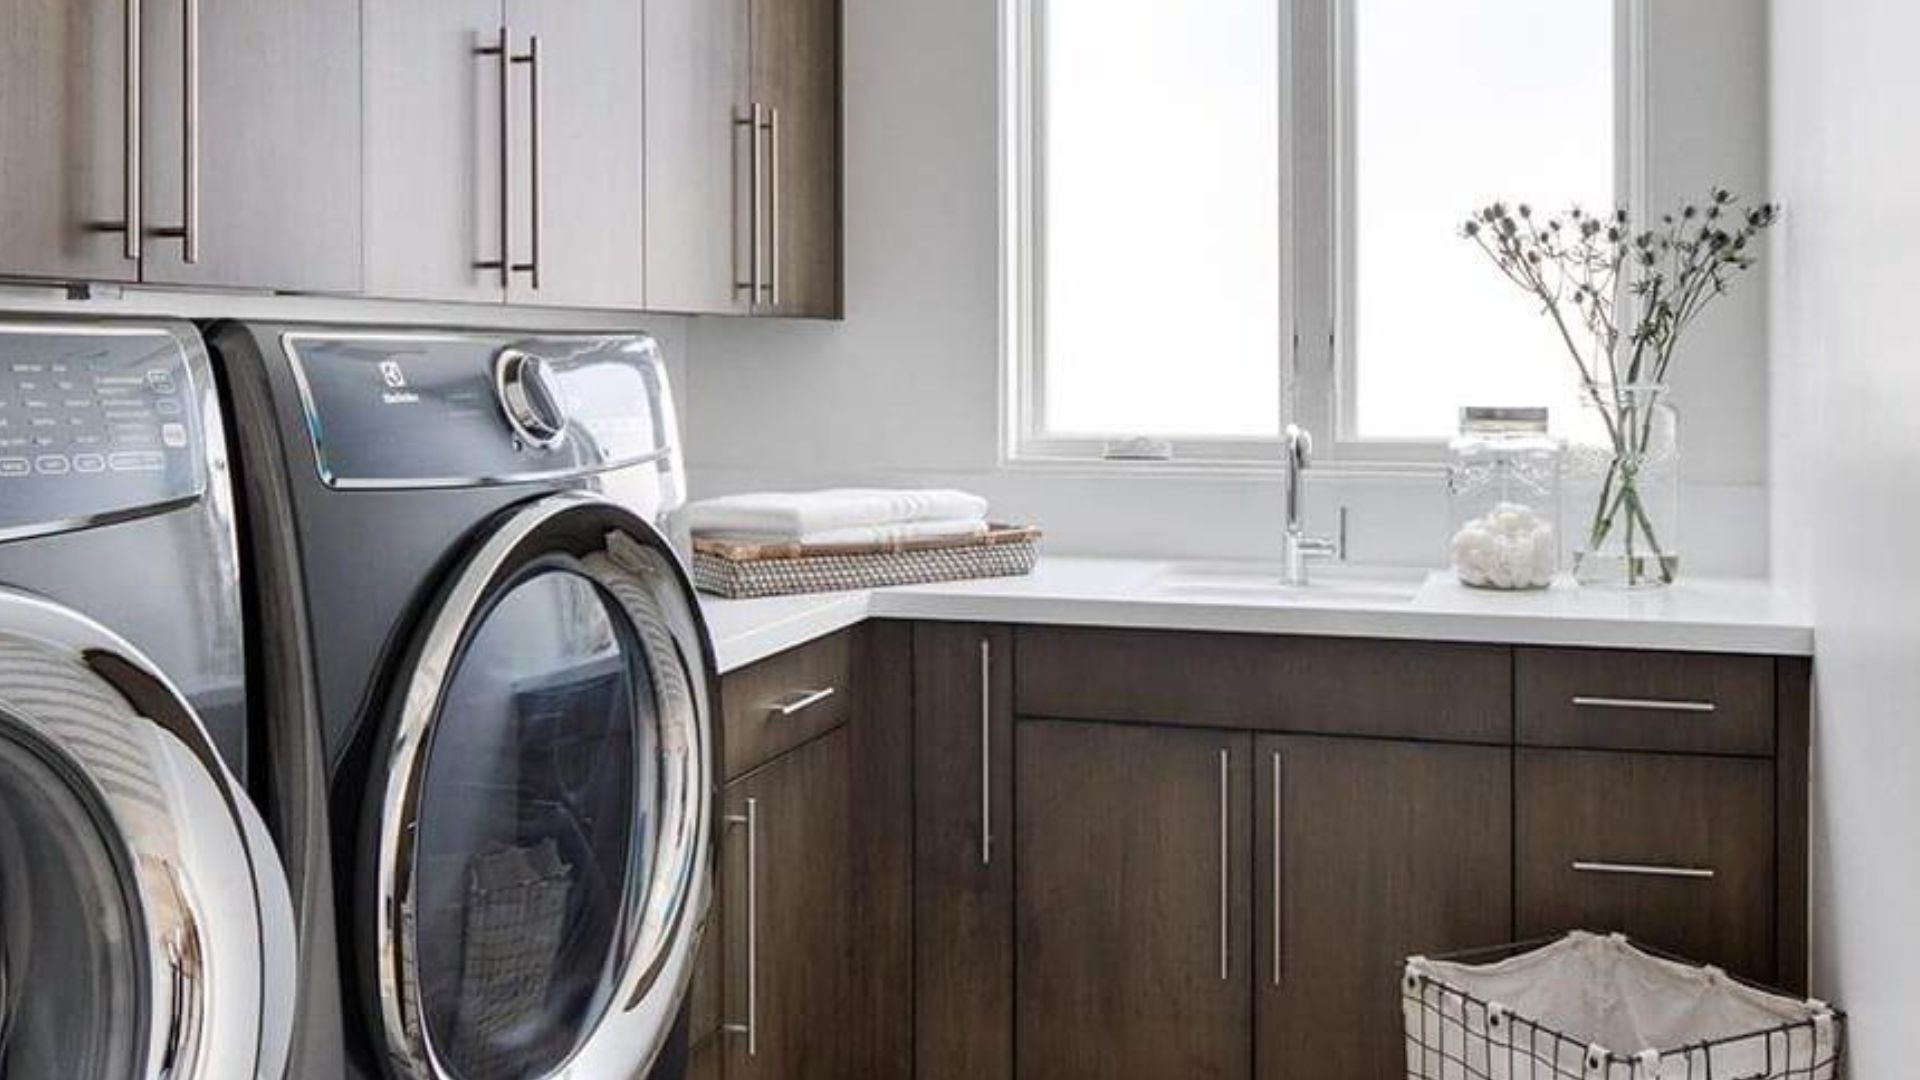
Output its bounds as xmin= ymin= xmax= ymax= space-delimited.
xmin=1571 ymin=695 xmax=1717 ymax=714
xmin=1572 ymin=860 xmax=1716 ymax=880
xmin=768 ymin=686 xmax=836 ymax=718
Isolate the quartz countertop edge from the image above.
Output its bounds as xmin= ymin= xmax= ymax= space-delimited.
xmin=698 ymin=556 xmax=1813 ymax=674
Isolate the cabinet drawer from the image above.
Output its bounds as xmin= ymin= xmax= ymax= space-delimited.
xmin=1516 ymin=648 xmax=1774 ymax=756
xmin=1015 ymin=627 xmax=1511 ymax=743
xmin=1516 ymin=749 xmax=1776 ymax=983
xmin=720 ymin=629 xmax=854 ymax=780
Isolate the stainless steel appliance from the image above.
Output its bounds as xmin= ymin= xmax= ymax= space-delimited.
xmin=0 ymin=318 xmax=296 ymax=1080
xmin=210 ymin=324 xmax=712 ymax=1080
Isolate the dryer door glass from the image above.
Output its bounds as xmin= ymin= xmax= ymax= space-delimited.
xmin=0 ymin=725 xmax=144 ymax=1080
xmin=413 ymin=567 xmax=659 ymax=1080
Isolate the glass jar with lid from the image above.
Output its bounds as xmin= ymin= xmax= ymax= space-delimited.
xmin=1446 ymin=406 xmax=1563 ymax=590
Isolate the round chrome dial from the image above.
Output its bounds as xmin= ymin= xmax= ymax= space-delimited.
xmin=495 ymin=349 xmax=570 ymax=450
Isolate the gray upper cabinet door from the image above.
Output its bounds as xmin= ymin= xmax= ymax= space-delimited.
xmin=138 ymin=0 xmax=362 ymax=293
xmin=751 ymin=0 xmax=842 ymax=318
xmin=502 ymin=0 xmax=645 ymax=310
xmin=364 ymin=0 xmax=506 ymax=304
xmin=0 ymin=0 xmax=140 ymax=284
xmin=644 ymin=0 xmax=753 ymax=315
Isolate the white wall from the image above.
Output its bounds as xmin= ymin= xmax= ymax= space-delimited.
xmin=685 ymin=0 xmax=1772 ymax=574
xmin=1770 ymin=0 xmax=1920 ymax=1069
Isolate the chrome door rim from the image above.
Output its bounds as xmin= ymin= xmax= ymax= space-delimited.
xmin=368 ymin=493 xmax=714 ymax=1080
xmin=0 ymin=588 xmax=296 ymax=1080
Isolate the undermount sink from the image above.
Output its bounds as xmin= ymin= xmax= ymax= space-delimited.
xmin=1147 ymin=562 xmax=1428 ymax=605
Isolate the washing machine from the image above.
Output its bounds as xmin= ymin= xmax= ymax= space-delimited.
xmin=209 ymin=323 xmax=714 ymax=1080
xmin=0 ymin=318 xmax=296 ymax=1079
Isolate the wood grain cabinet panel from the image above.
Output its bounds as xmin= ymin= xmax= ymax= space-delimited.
xmin=1516 ymin=748 xmax=1776 ymax=983
xmin=141 ymin=0 xmax=362 ymax=292
xmin=644 ymin=0 xmax=753 ymax=314
xmin=0 ymin=0 xmax=139 ymax=283
xmin=913 ymin=623 xmax=1015 ymax=1080
xmin=1257 ymin=736 xmax=1512 ymax=1080
xmin=1516 ymin=647 xmax=1775 ymax=756
xmin=645 ymin=0 xmax=842 ymax=316
xmin=1015 ymin=627 xmax=1512 ymax=743
xmin=1016 ymin=720 xmax=1253 ymax=1080
xmin=0 ymin=0 xmax=359 ymax=291
xmin=749 ymin=0 xmax=842 ymax=317
xmin=719 ymin=628 xmax=854 ymax=780
xmin=720 ymin=725 xmax=855 ymax=1080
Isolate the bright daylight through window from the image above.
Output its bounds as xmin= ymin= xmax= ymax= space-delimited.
xmin=1347 ymin=0 xmax=1614 ymax=442
xmin=1026 ymin=0 xmax=1283 ymax=448
xmin=1011 ymin=0 xmax=1618 ymax=460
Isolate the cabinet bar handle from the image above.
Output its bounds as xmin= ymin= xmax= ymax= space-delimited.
xmin=764 ymin=105 xmax=780 ymax=306
xmin=1218 ymin=748 xmax=1229 ymax=982
xmin=117 ymin=0 xmax=144 ymax=259
xmin=1572 ymin=860 xmax=1716 ymax=880
xmin=141 ymin=0 xmax=199 ymax=261
xmin=1571 ymin=695 xmax=1717 ymax=714
xmin=734 ymin=104 xmax=764 ymax=304
xmin=769 ymin=686 xmax=836 ymax=718
xmin=510 ymin=35 xmax=542 ymax=289
xmin=1271 ymin=750 xmax=1283 ymax=988
xmin=723 ymin=799 xmax=759 ymax=1056
xmin=474 ymin=27 xmax=513 ymax=286
xmin=980 ymin=637 xmax=992 ymax=867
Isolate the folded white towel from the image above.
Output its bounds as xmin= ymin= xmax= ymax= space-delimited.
xmin=675 ymin=488 xmax=991 ymax=544
xmin=704 ymin=517 xmax=990 ymax=548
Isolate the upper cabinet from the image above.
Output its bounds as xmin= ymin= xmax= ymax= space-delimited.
xmin=647 ymin=0 xmax=843 ymax=318
xmin=0 ymin=0 xmax=361 ymax=293
xmin=363 ymin=0 xmax=645 ymax=309
xmin=1 ymin=0 xmax=839 ymax=314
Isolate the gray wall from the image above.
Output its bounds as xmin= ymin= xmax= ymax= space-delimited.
xmin=1770 ymin=0 xmax=1920 ymax=1070
xmin=685 ymin=0 xmax=1772 ymax=573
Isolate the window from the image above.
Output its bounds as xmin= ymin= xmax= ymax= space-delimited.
xmin=1005 ymin=0 xmax=1625 ymax=467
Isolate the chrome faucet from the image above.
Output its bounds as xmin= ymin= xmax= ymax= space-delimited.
xmin=1283 ymin=424 xmax=1344 ymax=585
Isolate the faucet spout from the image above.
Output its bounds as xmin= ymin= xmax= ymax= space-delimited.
xmin=1281 ymin=424 xmax=1343 ymax=585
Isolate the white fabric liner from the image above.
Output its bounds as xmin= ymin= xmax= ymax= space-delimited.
xmin=1406 ymin=932 xmax=1839 ymax=1079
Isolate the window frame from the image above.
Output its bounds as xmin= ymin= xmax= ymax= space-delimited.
xmin=1000 ymin=0 xmax=1648 ymax=474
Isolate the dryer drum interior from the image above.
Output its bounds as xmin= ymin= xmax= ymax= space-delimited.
xmin=364 ymin=497 xmax=711 ymax=1080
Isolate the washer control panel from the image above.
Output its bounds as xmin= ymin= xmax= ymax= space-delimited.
xmin=284 ymin=332 xmax=680 ymax=493
xmin=0 ymin=326 xmax=206 ymax=538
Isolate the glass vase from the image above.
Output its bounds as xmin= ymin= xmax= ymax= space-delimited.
xmin=1567 ymin=384 xmax=1679 ymax=588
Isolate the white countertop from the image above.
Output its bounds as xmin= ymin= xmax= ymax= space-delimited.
xmin=699 ymin=556 xmax=1813 ymax=674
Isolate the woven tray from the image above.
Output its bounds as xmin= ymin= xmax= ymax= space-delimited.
xmin=692 ymin=524 xmax=1040 ymax=599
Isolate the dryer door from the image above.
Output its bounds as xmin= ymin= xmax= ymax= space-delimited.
xmin=363 ymin=494 xmax=714 ymax=1080
xmin=0 ymin=591 xmax=296 ymax=1080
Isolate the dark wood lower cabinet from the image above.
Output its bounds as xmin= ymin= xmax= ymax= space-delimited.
xmin=1516 ymin=748 xmax=1777 ymax=983
xmin=913 ymin=622 xmax=1015 ymax=1080
xmin=1257 ymin=736 xmax=1512 ymax=1080
xmin=721 ymin=725 xmax=854 ymax=1080
xmin=703 ymin=623 xmax=1806 ymax=1080
xmin=1015 ymin=720 xmax=1253 ymax=1080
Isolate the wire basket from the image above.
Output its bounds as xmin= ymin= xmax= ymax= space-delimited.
xmin=1404 ymin=932 xmax=1845 ymax=1080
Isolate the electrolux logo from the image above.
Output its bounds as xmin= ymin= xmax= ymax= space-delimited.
xmin=378 ymin=360 xmax=419 ymax=405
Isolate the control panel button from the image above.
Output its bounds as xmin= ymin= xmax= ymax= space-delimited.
xmin=72 ymin=454 xmax=106 ymax=474
xmin=160 ymin=422 xmax=188 ymax=449
xmin=0 ymin=458 xmax=28 ymax=478
xmin=34 ymin=455 xmax=69 ymax=476
xmin=108 ymin=451 xmax=165 ymax=473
